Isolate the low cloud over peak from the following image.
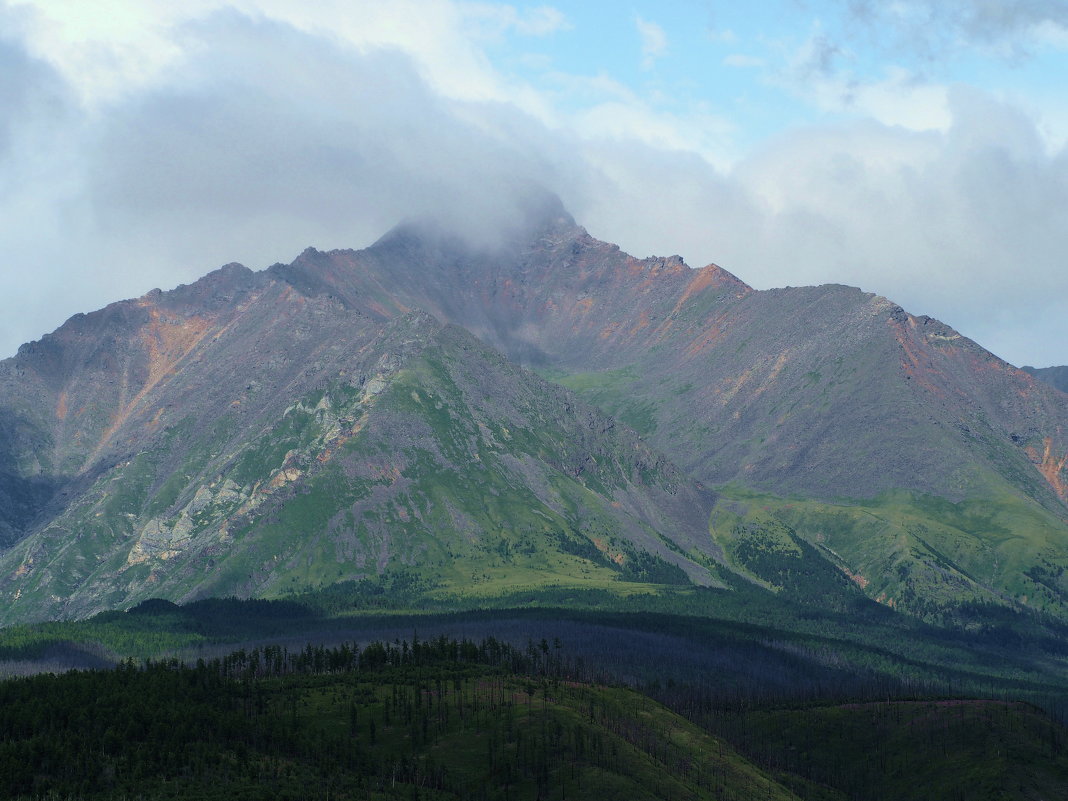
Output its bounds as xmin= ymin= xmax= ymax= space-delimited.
xmin=1 ymin=0 xmax=1066 ymax=367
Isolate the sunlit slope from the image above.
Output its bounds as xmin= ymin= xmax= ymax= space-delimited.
xmin=709 ymin=487 xmax=1068 ymax=622
xmin=0 ymin=313 xmax=724 ymax=623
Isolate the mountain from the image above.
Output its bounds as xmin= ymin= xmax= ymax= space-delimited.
xmin=274 ymin=206 xmax=1068 ymax=508
xmin=234 ymin=204 xmax=1068 ymax=620
xmin=1 ymin=199 xmax=1067 ymax=625
xmin=1024 ymin=365 xmax=1068 ymax=395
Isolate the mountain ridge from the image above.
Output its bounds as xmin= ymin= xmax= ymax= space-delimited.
xmin=1025 ymin=365 xmax=1068 ymax=395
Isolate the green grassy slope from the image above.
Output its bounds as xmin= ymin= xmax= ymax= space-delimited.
xmin=710 ymin=487 xmax=1068 ymax=623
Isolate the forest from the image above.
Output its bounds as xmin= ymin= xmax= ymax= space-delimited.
xmin=3 ymin=619 xmax=1068 ymax=800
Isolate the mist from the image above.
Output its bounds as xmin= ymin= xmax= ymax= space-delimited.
xmin=2 ymin=3 xmax=1067 ymax=366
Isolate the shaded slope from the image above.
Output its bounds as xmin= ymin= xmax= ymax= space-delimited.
xmin=284 ymin=211 xmax=1068 ymax=515
xmin=1025 ymin=364 xmax=1068 ymax=395
xmin=714 ymin=700 xmax=1068 ymax=801
xmin=270 ymin=213 xmax=1068 ymax=620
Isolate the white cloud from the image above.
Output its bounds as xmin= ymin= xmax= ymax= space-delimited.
xmin=706 ymin=27 xmax=737 ymax=45
xmin=574 ymin=101 xmax=737 ymax=169
xmin=460 ymin=3 xmax=569 ymax=37
xmin=808 ymin=66 xmax=952 ymax=133
xmin=566 ymin=87 xmax=1068 ymax=366
xmin=4 ymin=0 xmax=201 ymax=106
xmin=1 ymin=0 xmax=1067 ymax=369
xmin=771 ymin=31 xmax=953 ymax=133
xmin=5 ymin=0 xmax=556 ymax=114
xmin=1034 ymin=18 xmax=1068 ymax=49
xmin=636 ymin=15 xmax=667 ymax=70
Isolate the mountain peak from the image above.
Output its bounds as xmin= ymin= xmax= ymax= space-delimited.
xmin=372 ymin=188 xmax=581 ymax=256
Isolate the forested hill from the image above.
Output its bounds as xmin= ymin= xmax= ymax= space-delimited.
xmin=1 ymin=635 xmax=799 ymax=801
xmin=3 ymin=634 xmax=1066 ymax=801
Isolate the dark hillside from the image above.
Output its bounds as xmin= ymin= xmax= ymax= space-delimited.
xmin=1024 ymin=364 xmax=1068 ymax=394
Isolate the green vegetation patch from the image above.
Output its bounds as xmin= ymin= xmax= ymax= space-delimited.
xmin=713 ymin=485 xmax=1068 ymax=625
xmin=553 ymin=366 xmax=660 ymax=436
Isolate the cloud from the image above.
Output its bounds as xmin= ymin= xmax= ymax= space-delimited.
xmin=838 ymin=0 xmax=1068 ymax=59
xmin=0 ymin=7 xmax=589 ymax=357
xmin=6 ymin=0 xmax=554 ymax=114
xmin=636 ymin=15 xmax=667 ymax=69
xmin=794 ymin=32 xmax=845 ymax=78
xmin=928 ymin=0 xmax=1068 ymax=42
xmin=763 ymin=28 xmax=953 ymax=133
xmin=461 ymin=3 xmax=569 ymax=37
xmin=1 ymin=0 xmax=1066 ymax=369
xmin=784 ymin=60 xmax=953 ymax=132
xmin=89 ymin=11 xmax=589 ymax=248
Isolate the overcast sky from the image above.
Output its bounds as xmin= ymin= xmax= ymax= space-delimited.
xmin=2 ymin=0 xmax=1067 ymax=366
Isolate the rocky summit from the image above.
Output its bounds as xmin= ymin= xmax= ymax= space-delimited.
xmin=1 ymin=199 xmax=1067 ymax=625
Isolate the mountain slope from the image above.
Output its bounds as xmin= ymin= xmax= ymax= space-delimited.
xmin=0 ymin=290 xmax=724 ymax=622
xmin=313 ymin=211 xmax=1068 ymax=513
